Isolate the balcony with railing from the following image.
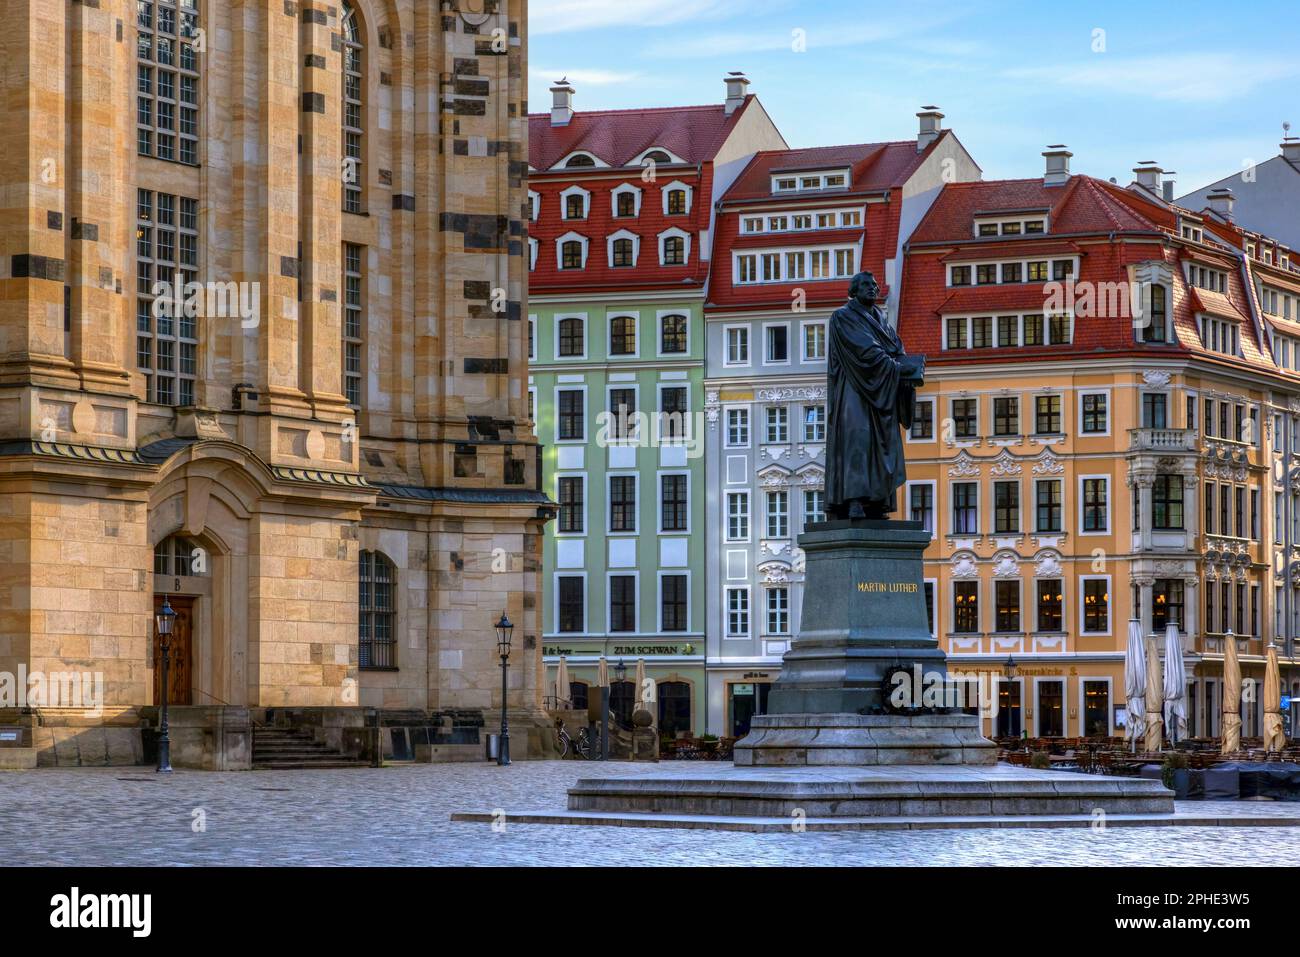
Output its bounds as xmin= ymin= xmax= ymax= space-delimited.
xmin=1127 ymin=427 xmax=1199 ymax=452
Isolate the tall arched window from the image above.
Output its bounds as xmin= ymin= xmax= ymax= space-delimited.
xmin=558 ymin=316 xmax=583 ymax=356
xmin=359 ymin=550 xmax=396 ymax=669
xmin=342 ymin=1 xmax=365 ymax=214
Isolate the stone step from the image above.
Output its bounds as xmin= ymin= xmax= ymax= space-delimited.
xmin=564 ymin=775 xmax=1174 ymax=818
xmin=451 ymin=808 xmax=1300 ymax=833
xmin=253 ymin=760 xmax=368 ymax=770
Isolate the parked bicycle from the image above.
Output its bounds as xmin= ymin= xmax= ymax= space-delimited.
xmin=553 ymin=719 xmax=595 ymax=759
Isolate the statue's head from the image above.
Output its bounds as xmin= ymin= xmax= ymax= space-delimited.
xmin=848 ymin=271 xmax=879 ymax=306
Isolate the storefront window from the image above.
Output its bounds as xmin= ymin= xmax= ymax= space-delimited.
xmin=1037 ymin=680 xmax=1064 ymax=736
xmin=996 ymin=680 xmax=1021 ymax=737
xmin=570 ymin=680 xmax=588 ymax=712
xmin=1083 ymin=680 xmax=1109 ymax=737
xmin=657 ymin=681 xmax=691 ymax=736
xmin=609 ymin=680 xmax=635 ymax=728
xmin=729 ymin=682 xmax=771 ymax=737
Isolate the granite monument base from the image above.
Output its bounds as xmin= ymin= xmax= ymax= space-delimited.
xmin=733 ymin=712 xmax=995 ymax=766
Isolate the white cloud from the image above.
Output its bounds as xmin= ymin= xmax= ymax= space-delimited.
xmin=1005 ymin=53 xmax=1300 ymax=104
xmin=530 ymin=0 xmax=745 ymax=35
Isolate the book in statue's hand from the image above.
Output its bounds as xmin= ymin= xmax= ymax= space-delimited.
xmin=898 ymin=353 xmax=926 ymax=383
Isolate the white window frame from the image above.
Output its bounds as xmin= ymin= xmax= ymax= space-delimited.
xmin=1078 ymin=474 xmax=1110 ymax=536
xmin=765 ymin=488 xmax=790 ymax=540
xmin=606 ymin=229 xmax=641 ymax=270
xmin=725 ymin=490 xmax=751 ymax=543
xmin=724 ymin=405 xmax=750 ymax=449
xmin=606 ymin=569 xmax=640 ymax=634
xmin=1077 ymin=675 xmax=1115 ymax=737
xmin=656 ymin=310 xmax=690 ymax=359
xmin=654 ymin=381 xmax=692 ymax=446
xmin=552 ymin=571 xmax=588 ymax=635
xmin=555 ymin=231 xmax=590 ymax=271
xmin=765 ymin=585 xmax=791 ymax=635
xmin=800 ymin=319 xmax=827 ymax=362
xmin=661 ymin=180 xmax=693 ymax=216
xmin=606 ymin=312 xmax=640 ymax=360
xmin=603 ymin=381 xmax=641 ymax=445
xmin=762 ymin=321 xmax=792 ymax=366
xmin=905 ymin=479 xmax=938 ymax=538
xmin=553 ymin=311 xmax=588 ymax=361
xmin=723 ymin=324 xmax=750 ymax=366
xmin=658 ymin=227 xmax=691 ymax=266
xmin=1079 ymin=573 xmax=1113 ymax=636
xmin=559 ymin=184 xmax=591 ymax=220
xmin=765 ymin=405 xmax=789 ymax=444
xmin=527 ymin=190 xmax=540 ymax=221
xmin=553 ymin=384 xmax=588 ymax=444
xmin=949 ymin=395 xmax=980 ymax=441
xmin=950 ymin=481 xmax=980 ymax=536
xmin=1032 ymin=676 xmax=1067 ymax=737
xmin=610 ymin=183 xmax=643 ymax=218
xmin=527 ymin=315 xmax=536 ymax=360
xmin=725 ymin=586 xmax=751 ymax=639
xmin=656 ymin=469 xmax=692 ymax=535
xmin=527 ymin=237 xmax=538 ymax=271
xmin=657 ymin=570 xmax=692 ymax=634
xmin=606 ymin=470 xmax=640 ymax=536
xmin=554 ymin=472 xmax=588 ymax=539
xmin=1077 ymin=389 xmax=1111 ymax=437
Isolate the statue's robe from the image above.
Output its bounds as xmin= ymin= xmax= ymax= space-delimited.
xmin=825 ymin=299 xmax=915 ymax=513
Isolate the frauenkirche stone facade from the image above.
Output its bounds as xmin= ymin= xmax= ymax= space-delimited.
xmin=0 ymin=0 xmax=550 ymax=768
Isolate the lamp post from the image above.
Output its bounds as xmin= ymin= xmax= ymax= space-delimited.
xmin=495 ymin=612 xmax=513 ymax=766
xmin=1003 ymin=654 xmax=1020 ymax=742
xmin=156 ymin=598 xmax=176 ymax=773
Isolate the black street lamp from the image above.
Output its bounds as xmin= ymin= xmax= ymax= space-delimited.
xmin=156 ymin=597 xmax=177 ymax=773
xmin=495 ymin=612 xmax=513 ymax=766
xmin=1003 ymin=655 xmax=1020 ymax=742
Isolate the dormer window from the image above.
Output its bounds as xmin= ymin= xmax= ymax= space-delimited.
xmin=611 ymin=183 xmax=641 ymax=218
xmin=1181 ymin=224 xmax=1203 ymax=242
xmin=565 ymin=154 xmax=596 ymax=168
xmin=659 ymin=228 xmax=691 ymax=266
xmin=607 ymin=229 xmax=639 ymax=268
xmin=770 ymin=169 xmax=850 ymax=194
xmin=973 ymin=215 xmax=1048 ymax=238
xmin=527 ymin=190 xmax=539 ymax=221
xmin=560 ymin=184 xmax=590 ymax=220
xmin=978 ymin=223 xmax=999 ymax=237
xmin=556 ymin=231 xmax=589 ymax=270
xmin=643 ymin=150 xmax=672 ymax=165
xmin=662 ymin=181 xmax=692 ymax=216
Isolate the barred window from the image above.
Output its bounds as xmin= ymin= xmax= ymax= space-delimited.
xmin=343 ymin=243 xmax=364 ymax=406
xmin=359 ymin=550 xmax=396 ymax=669
xmin=342 ymin=1 xmax=365 ymax=214
xmin=137 ymin=1 xmax=200 ymax=166
xmin=136 ymin=188 xmax=199 ymax=406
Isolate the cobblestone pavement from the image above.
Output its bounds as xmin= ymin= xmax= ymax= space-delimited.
xmin=2 ymin=760 xmax=1298 ymax=866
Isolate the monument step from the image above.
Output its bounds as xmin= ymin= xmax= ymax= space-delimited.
xmin=451 ymin=808 xmax=1300 ymax=833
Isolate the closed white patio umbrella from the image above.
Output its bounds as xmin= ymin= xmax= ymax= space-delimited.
xmin=1163 ymin=624 xmax=1188 ymax=746
xmin=1265 ymin=643 xmax=1286 ymax=753
xmin=1124 ymin=619 xmax=1147 ymax=753
xmin=1144 ymin=637 xmax=1164 ymax=753
xmin=554 ymin=656 xmax=572 ymax=709
xmin=1221 ymin=631 xmax=1242 ymax=755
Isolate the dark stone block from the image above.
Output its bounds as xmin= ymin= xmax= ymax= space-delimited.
xmin=453 ymin=99 xmax=486 ymax=116
xmin=454 ymin=76 xmax=490 ymax=97
xmin=302 ymin=92 xmax=325 ymax=113
xmin=463 ymin=358 xmax=507 ymax=374
xmin=71 ymin=220 xmax=98 ymax=241
xmin=47 ymin=211 xmax=62 ymax=230
xmin=453 ymin=139 xmax=469 ymax=155
xmin=392 ymin=194 xmax=415 ymax=211
xmin=320 ymin=288 xmax=336 ymax=302
xmin=279 ymin=256 xmax=299 ymax=279
xmin=463 ymin=280 xmax=491 ymax=300
xmin=12 ymin=254 xmax=65 ymax=282
xmin=305 ymin=53 xmax=326 ymax=68
xmin=302 ymin=8 xmax=326 ymax=24
xmin=453 ymin=57 xmax=479 ymax=76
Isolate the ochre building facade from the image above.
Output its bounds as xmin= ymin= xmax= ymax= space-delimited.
xmin=0 ymin=0 xmax=550 ymax=768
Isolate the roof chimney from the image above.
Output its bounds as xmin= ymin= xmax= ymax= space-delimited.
xmin=1133 ymin=161 xmax=1162 ymax=193
xmin=724 ymin=72 xmax=750 ymax=115
xmin=916 ymin=106 xmax=944 ymax=152
xmin=550 ymin=78 xmax=575 ymax=127
xmin=1042 ymin=145 xmax=1072 ymax=187
xmin=1207 ymin=187 xmax=1236 ymax=221
xmin=1162 ymin=172 xmax=1176 ymax=202
xmin=1283 ymin=137 xmax=1300 ymax=165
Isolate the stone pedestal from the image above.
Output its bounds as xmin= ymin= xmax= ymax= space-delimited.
xmin=743 ymin=518 xmax=993 ymax=766
xmin=734 ymin=713 xmax=994 ymax=766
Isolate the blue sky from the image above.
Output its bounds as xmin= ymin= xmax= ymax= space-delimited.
xmin=529 ymin=0 xmax=1300 ymax=194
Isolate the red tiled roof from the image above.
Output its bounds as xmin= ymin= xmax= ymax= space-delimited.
xmin=721 ymin=136 xmax=943 ymax=202
xmin=1187 ymin=287 xmax=1253 ymax=325
xmin=931 ymin=285 xmax=1065 ymax=315
xmin=910 ymin=175 xmax=1162 ymax=244
xmin=528 ymin=98 xmax=754 ymax=170
xmin=939 ymin=240 xmax=1081 ymax=262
